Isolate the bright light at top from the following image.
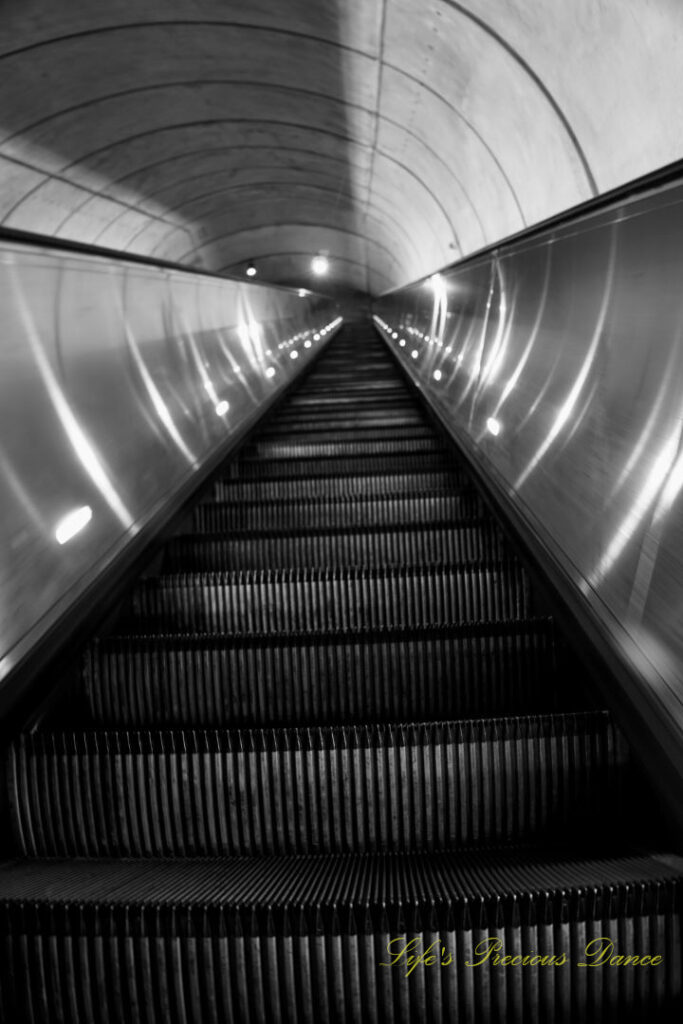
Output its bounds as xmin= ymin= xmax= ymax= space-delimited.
xmin=298 ymin=289 xmax=308 ymax=298
xmin=215 ymin=400 xmax=229 ymax=416
xmin=426 ymin=273 xmax=443 ymax=292
xmin=486 ymin=417 xmax=501 ymax=436
xmin=246 ymin=263 xmax=257 ymax=278
xmin=311 ymin=255 xmax=329 ymax=276
xmin=266 ymin=367 xmax=276 ymax=379
xmin=55 ymin=505 xmax=93 ymax=545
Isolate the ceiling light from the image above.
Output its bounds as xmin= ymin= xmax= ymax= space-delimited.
xmin=311 ymin=255 xmax=329 ymax=276
xmin=215 ymin=400 xmax=229 ymax=416
xmin=486 ymin=417 xmax=501 ymax=436
xmin=246 ymin=262 xmax=257 ymax=278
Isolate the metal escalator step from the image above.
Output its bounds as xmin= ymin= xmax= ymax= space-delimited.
xmin=84 ymin=619 xmax=578 ymax=728
xmin=273 ymin=408 xmax=426 ymax=425
xmin=163 ymin=522 xmax=505 ymax=571
xmin=228 ymin=452 xmax=454 ymax=479
xmin=192 ymin=491 xmax=483 ymax=533
xmin=0 ymin=851 xmax=680 ymax=1023
xmin=286 ymin=394 xmax=415 ymax=408
xmin=241 ymin=438 xmax=445 ymax=459
xmin=210 ymin=470 xmax=469 ymax=501
xmin=124 ymin=562 xmax=530 ymax=635
xmin=9 ymin=712 xmax=627 ymax=858
xmin=255 ymin=423 xmax=433 ymax=442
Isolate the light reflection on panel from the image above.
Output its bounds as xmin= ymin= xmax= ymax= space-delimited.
xmin=374 ymin=180 xmax=683 ymax=731
xmin=0 ymin=242 xmax=341 ymax=685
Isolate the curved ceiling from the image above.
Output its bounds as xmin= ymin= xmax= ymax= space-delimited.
xmin=1 ymin=1 xmax=681 ymax=297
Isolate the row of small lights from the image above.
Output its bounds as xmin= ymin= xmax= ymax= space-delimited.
xmin=373 ymin=314 xmax=501 ymax=438
xmin=54 ymin=313 xmax=343 ymax=547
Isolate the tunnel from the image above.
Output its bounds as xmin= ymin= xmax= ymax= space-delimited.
xmin=1 ymin=2 xmax=683 ymax=1021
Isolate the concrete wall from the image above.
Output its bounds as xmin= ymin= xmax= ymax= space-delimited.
xmin=2 ymin=1 xmax=682 ymax=296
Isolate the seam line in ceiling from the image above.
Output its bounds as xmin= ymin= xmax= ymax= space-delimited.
xmin=0 ymin=21 xmax=377 ymax=62
xmin=171 ymin=223 xmax=406 ymax=268
xmin=441 ymin=0 xmax=597 ymax=195
xmin=7 ymin=121 xmax=468 ymax=252
xmin=127 ymin=184 xmax=425 ymax=264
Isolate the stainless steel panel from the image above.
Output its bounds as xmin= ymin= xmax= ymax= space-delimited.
xmin=0 ymin=242 xmax=340 ymax=685
xmin=374 ymin=180 xmax=683 ymax=752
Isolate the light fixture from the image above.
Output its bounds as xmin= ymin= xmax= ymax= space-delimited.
xmin=486 ymin=417 xmax=501 ymax=436
xmin=246 ymin=262 xmax=257 ymax=278
xmin=290 ymin=350 xmax=299 ymax=360
xmin=298 ymin=289 xmax=308 ymax=298
xmin=433 ymin=370 xmax=442 ymax=381
xmin=55 ymin=505 xmax=93 ymax=545
xmin=266 ymin=367 xmax=276 ymax=379
xmin=311 ymin=254 xmax=329 ymax=276
xmin=215 ymin=400 xmax=229 ymax=416
xmin=411 ymin=350 xmax=419 ymax=359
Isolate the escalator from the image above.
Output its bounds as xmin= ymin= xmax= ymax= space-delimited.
xmin=0 ymin=322 xmax=681 ymax=1022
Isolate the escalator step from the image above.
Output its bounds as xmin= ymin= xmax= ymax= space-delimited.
xmin=229 ymin=453 xmax=453 ymax=478
xmin=242 ymin=438 xmax=444 ymax=459
xmin=125 ymin=562 xmax=530 ymax=635
xmin=84 ymin=619 xmax=579 ymax=728
xmin=0 ymin=852 xmax=679 ymax=1023
xmin=191 ymin=491 xmax=483 ymax=533
xmin=10 ymin=712 xmax=627 ymax=858
xmin=210 ymin=470 xmax=469 ymax=502
xmin=255 ymin=424 xmax=434 ymax=442
xmin=163 ymin=522 xmax=505 ymax=571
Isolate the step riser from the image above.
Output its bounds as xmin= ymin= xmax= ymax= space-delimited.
xmin=9 ymin=715 xmax=625 ymax=857
xmin=2 ymin=918 xmax=679 ymax=1024
xmin=228 ymin=454 xmax=453 ymax=478
xmin=85 ymin=623 xmax=574 ymax=727
xmin=210 ymin=471 xmax=468 ymax=502
xmin=163 ymin=526 xmax=505 ymax=572
xmin=242 ymin=439 xmax=444 ymax=458
xmin=256 ymin=426 xmax=433 ymax=442
xmin=127 ymin=565 xmax=530 ymax=635
xmin=192 ymin=493 xmax=482 ymax=533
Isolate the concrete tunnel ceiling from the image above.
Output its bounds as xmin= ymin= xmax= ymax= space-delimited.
xmin=1 ymin=1 xmax=681 ymax=298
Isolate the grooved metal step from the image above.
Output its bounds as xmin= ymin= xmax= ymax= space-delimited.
xmin=163 ymin=522 xmax=505 ymax=571
xmin=0 ymin=852 xmax=679 ymax=1023
xmin=125 ymin=562 xmax=530 ymax=635
xmin=242 ymin=437 xmax=444 ymax=459
xmin=9 ymin=712 xmax=627 ymax=858
xmin=84 ymin=619 xmax=579 ymax=728
xmin=192 ymin=491 xmax=483 ymax=534
xmin=210 ymin=470 xmax=469 ymax=502
xmin=230 ymin=452 xmax=453 ymax=479
xmin=256 ymin=423 xmax=434 ymax=443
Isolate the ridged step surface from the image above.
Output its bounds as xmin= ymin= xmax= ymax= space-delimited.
xmin=0 ymin=852 xmax=680 ymax=1023
xmin=210 ymin=469 xmax=468 ymax=502
xmin=84 ymin=619 xmax=578 ymax=727
xmin=125 ymin=562 xmax=530 ymax=634
xmin=10 ymin=712 xmax=625 ymax=857
xmin=163 ymin=522 xmax=505 ymax=571
xmin=191 ymin=491 xmax=483 ymax=533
